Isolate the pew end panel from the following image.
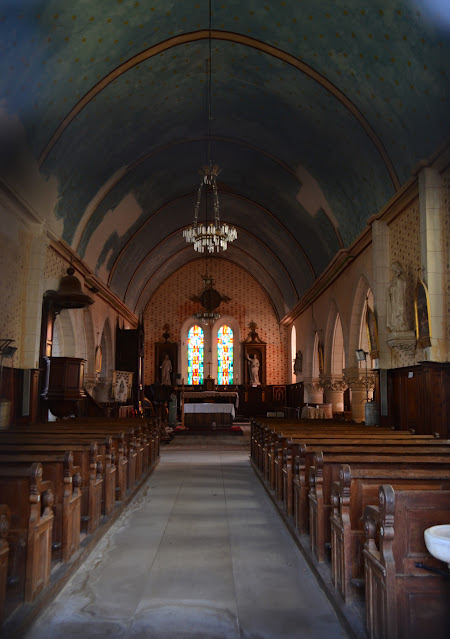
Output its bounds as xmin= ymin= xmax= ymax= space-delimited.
xmin=0 ymin=505 xmax=10 ymax=625
xmin=363 ymin=484 xmax=450 ymax=639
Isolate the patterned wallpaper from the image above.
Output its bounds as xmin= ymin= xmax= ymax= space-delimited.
xmin=388 ymin=198 xmax=421 ymax=367
xmin=0 ymin=225 xmax=30 ymax=364
xmin=143 ymin=258 xmax=288 ymax=385
xmin=444 ymin=166 xmax=450 ymax=359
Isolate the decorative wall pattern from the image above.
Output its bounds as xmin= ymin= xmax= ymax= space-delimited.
xmin=143 ymin=258 xmax=288 ymax=385
xmin=0 ymin=223 xmax=30 ymax=364
xmin=389 ymin=200 xmax=421 ymax=367
xmin=444 ymin=166 xmax=450 ymax=359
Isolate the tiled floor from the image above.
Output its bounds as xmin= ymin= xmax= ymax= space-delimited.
xmin=24 ymin=449 xmax=349 ymax=639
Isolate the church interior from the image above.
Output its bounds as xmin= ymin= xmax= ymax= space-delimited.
xmin=0 ymin=1 xmax=449 ymax=638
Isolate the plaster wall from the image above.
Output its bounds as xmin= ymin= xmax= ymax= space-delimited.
xmin=143 ymin=258 xmax=288 ymax=385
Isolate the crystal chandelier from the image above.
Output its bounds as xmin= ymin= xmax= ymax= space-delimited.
xmin=195 ymin=310 xmax=221 ymax=325
xmin=183 ymin=1 xmax=237 ymax=253
xmin=183 ymin=164 xmax=237 ymax=253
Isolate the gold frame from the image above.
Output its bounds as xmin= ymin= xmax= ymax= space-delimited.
xmin=414 ymin=269 xmax=432 ymax=349
xmin=365 ymin=305 xmax=379 ymax=359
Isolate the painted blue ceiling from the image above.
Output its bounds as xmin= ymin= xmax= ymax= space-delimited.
xmin=1 ymin=0 xmax=449 ymax=319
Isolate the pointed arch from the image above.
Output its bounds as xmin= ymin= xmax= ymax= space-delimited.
xmin=291 ymin=325 xmax=297 ymax=383
xmin=348 ymin=276 xmax=374 ymax=367
xmin=83 ymin=307 xmax=97 ymax=378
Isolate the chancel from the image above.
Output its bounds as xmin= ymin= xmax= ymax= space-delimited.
xmin=0 ymin=1 xmax=449 ymax=638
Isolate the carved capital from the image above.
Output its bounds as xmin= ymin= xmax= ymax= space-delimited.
xmin=343 ymin=367 xmax=375 ymax=391
xmin=84 ymin=372 xmax=100 ymax=394
xmin=320 ymin=376 xmax=348 ymax=392
xmin=303 ymin=378 xmax=324 ymax=393
xmin=386 ymin=330 xmax=416 ymax=357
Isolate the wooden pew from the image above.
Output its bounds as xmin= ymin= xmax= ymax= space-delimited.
xmin=7 ymin=426 xmax=134 ymax=497
xmin=0 ymin=505 xmax=10 ymax=625
xmin=0 ymin=452 xmax=81 ymax=563
xmin=0 ymin=441 xmax=103 ymax=535
xmin=329 ymin=464 xmax=450 ymax=602
xmin=287 ymin=439 xmax=450 ymax=531
xmin=308 ymin=452 xmax=450 ymax=562
xmin=363 ymin=485 xmax=450 ymax=639
xmin=0 ymin=432 xmax=116 ymax=518
xmin=0 ymin=463 xmax=54 ymax=607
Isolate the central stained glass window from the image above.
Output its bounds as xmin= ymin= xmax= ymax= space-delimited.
xmin=217 ymin=325 xmax=233 ymax=385
xmin=187 ymin=325 xmax=204 ymax=385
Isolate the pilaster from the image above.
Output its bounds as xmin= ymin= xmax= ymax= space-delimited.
xmin=419 ymin=168 xmax=445 ymax=361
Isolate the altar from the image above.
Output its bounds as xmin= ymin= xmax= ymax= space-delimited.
xmin=183 ymin=391 xmax=239 ymax=408
xmin=184 ymin=402 xmax=235 ymax=427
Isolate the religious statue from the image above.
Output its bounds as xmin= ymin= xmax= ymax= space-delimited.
xmin=387 ymin=261 xmax=409 ymax=332
xmin=246 ymin=353 xmax=260 ymax=385
xmin=160 ymin=354 xmax=172 ymax=385
xmin=293 ymin=350 xmax=303 ymax=375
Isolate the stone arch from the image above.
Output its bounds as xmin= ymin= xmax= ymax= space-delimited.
xmin=52 ymin=309 xmax=76 ymax=357
xmin=331 ymin=315 xmax=345 ymax=377
xmin=348 ymin=275 xmax=374 ymax=367
xmin=291 ymin=324 xmax=297 ymax=384
xmin=312 ymin=331 xmax=320 ymax=379
xmin=96 ymin=317 xmax=114 ymax=402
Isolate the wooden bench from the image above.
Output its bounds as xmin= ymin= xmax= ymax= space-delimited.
xmin=7 ymin=426 xmax=135 ymax=497
xmin=288 ymin=440 xmax=450 ymax=533
xmin=0 ymin=441 xmax=103 ymax=535
xmin=0 ymin=452 xmax=81 ymax=563
xmin=0 ymin=505 xmax=10 ymax=625
xmin=0 ymin=463 xmax=54 ymax=608
xmin=329 ymin=464 xmax=450 ymax=602
xmin=308 ymin=452 xmax=450 ymax=562
xmin=363 ymin=485 xmax=450 ymax=639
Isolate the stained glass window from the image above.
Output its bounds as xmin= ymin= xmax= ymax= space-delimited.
xmin=187 ymin=325 xmax=204 ymax=385
xmin=217 ymin=325 xmax=233 ymax=385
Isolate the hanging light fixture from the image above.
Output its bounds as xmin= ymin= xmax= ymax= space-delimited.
xmin=183 ymin=0 xmax=237 ymax=253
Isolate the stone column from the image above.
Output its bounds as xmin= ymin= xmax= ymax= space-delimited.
xmin=343 ymin=367 xmax=375 ymax=423
xmin=303 ymin=378 xmax=324 ymax=405
xmin=321 ymin=377 xmax=348 ymax=413
xmin=418 ymin=167 xmax=445 ymax=361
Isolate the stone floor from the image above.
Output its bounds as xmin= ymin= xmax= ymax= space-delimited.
xmin=23 ymin=448 xmax=350 ymax=639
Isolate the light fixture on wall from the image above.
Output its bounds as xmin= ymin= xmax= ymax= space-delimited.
xmin=183 ymin=1 xmax=237 ymax=254
xmin=355 ymin=348 xmax=369 ymax=403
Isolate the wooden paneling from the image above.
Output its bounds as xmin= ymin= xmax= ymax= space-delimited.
xmin=387 ymin=362 xmax=449 ymax=437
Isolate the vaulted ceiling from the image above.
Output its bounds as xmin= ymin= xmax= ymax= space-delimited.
xmin=1 ymin=1 xmax=449 ymax=319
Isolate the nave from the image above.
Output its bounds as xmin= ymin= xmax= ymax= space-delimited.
xmin=23 ymin=446 xmax=349 ymax=639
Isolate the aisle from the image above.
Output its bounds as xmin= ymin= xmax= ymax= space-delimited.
xmin=24 ymin=450 xmax=349 ymax=639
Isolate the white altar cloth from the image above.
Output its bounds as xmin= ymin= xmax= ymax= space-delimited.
xmin=184 ymin=403 xmax=236 ymax=419
xmin=301 ymin=404 xmax=333 ymax=420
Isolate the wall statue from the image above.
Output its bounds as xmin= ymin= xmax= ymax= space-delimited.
xmin=387 ymin=261 xmax=409 ymax=333
xmin=293 ymin=350 xmax=303 ymax=375
xmin=246 ymin=353 xmax=260 ymax=385
xmin=160 ymin=354 xmax=172 ymax=385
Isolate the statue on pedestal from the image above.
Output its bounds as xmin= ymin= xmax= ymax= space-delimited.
xmin=160 ymin=354 xmax=172 ymax=385
xmin=247 ymin=353 xmax=260 ymax=385
xmin=387 ymin=261 xmax=409 ymax=332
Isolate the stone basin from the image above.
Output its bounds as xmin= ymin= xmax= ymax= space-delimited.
xmin=424 ymin=524 xmax=450 ymax=569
